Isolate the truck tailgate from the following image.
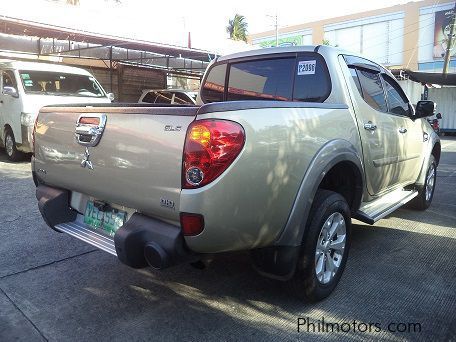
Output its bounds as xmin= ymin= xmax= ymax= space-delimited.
xmin=33 ymin=105 xmax=198 ymax=222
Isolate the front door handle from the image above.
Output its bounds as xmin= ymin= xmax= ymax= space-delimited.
xmin=398 ymin=127 xmax=407 ymax=134
xmin=364 ymin=122 xmax=377 ymax=131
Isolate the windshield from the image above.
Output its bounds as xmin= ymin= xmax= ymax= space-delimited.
xmin=19 ymin=70 xmax=105 ymax=97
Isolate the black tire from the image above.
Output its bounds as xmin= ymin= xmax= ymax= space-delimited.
xmin=286 ymin=190 xmax=351 ymax=302
xmin=408 ymin=155 xmax=436 ymax=211
xmin=4 ymin=128 xmax=24 ymax=162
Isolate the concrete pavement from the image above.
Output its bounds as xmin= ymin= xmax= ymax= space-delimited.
xmin=0 ymin=138 xmax=455 ymax=342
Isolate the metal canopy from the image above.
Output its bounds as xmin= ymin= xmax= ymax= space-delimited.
xmin=392 ymin=69 xmax=456 ymax=86
xmin=0 ymin=15 xmax=216 ymax=77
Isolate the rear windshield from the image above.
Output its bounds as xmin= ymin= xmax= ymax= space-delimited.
xmin=201 ymin=53 xmax=331 ymax=103
xmin=19 ymin=70 xmax=105 ymax=97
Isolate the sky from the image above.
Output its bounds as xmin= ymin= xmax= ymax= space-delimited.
xmin=0 ymin=0 xmax=415 ymax=53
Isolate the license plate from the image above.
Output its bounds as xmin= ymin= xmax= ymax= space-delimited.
xmin=84 ymin=201 xmax=126 ymax=236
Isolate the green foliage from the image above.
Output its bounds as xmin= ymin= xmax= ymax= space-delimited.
xmin=226 ymin=14 xmax=248 ymax=42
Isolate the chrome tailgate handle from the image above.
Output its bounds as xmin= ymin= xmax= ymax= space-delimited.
xmin=75 ymin=114 xmax=107 ymax=147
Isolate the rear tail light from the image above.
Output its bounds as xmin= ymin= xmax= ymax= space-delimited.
xmin=182 ymin=119 xmax=245 ymax=189
xmin=180 ymin=213 xmax=204 ymax=236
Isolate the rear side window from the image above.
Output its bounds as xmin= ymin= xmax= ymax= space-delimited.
xmin=201 ymin=64 xmax=226 ymax=103
xmin=227 ymin=58 xmax=294 ymax=101
xmin=356 ymin=69 xmax=388 ymax=113
xmin=381 ymin=74 xmax=411 ymax=116
xmin=293 ymin=54 xmax=331 ymax=102
xmin=142 ymin=91 xmax=157 ymax=103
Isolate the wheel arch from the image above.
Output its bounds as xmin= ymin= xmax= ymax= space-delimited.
xmin=251 ymin=139 xmax=364 ymax=280
xmin=275 ymin=139 xmax=364 ymax=248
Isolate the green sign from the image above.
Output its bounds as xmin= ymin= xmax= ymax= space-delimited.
xmin=259 ymin=35 xmax=303 ymax=48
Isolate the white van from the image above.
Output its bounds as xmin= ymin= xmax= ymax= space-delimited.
xmin=0 ymin=60 xmax=113 ymax=161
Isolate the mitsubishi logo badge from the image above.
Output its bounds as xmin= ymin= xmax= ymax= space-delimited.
xmin=81 ymin=147 xmax=94 ymax=170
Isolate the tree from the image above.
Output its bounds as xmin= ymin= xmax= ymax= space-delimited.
xmin=226 ymin=14 xmax=248 ymax=42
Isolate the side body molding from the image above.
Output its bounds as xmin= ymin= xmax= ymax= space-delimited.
xmin=274 ymin=139 xmax=364 ymax=247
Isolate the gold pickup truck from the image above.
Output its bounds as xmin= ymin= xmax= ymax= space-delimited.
xmin=32 ymin=45 xmax=440 ymax=302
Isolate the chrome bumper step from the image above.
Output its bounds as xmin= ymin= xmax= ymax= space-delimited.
xmin=354 ymin=189 xmax=418 ymax=224
xmin=55 ymin=219 xmax=117 ymax=256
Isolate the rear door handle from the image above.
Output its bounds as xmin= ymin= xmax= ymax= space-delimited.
xmin=364 ymin=122 xmax=377 ymax=131
xmin=398 ymin=127 xmax=407 ymax=134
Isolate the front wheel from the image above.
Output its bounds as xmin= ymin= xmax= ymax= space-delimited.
xmin=409 ymin=155 xmax=436 ymax=210
xmin=4 ymin=129 xmax=24 ymax=162
xmin=286 ymin=190 xmax=351 ymax=302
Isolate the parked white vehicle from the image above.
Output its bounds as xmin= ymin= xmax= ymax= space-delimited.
xmin=0 ymin=60 xmax=113 ymax=161
xmin=138 ymin=89 xmax=197 ymax=105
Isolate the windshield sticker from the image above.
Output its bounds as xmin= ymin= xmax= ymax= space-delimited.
xmin=297 ymin=60 xmax=316 ymax=75
xmin=21 ymin=73 xmax=31 ymax=80
xmin=24 ymin=80 xmax=33 ymax=87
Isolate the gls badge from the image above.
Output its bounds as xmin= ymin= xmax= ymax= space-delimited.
xmin=81 ymin=147 xmax=94 ymax=170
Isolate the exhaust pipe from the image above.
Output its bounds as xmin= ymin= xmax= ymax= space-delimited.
xmin=144 ymin=242 xmax=170 ymax=270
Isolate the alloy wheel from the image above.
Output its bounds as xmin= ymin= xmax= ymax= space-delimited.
xmin=315 ymin=212 xmax=347 ymax=284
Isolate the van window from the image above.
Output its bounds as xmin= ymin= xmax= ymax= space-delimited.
xmin=227 ymin=58 xmax=294 ymax=101
xmin=2 ymin=70 xmax=17 ymax=90
xmin=19 ymin=70 xmax=105 ymax=97
xmin=201 ymin=64 xmax=227 ymax=103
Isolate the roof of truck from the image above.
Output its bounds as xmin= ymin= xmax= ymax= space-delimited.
xmin=217 ymin=45 xmax=362 ymax=61
xmin=0 ymin=59 xmax=92 ymax=75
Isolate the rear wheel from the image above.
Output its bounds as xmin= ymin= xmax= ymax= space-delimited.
xmin=409 ymin=155 xmax=436 ymax=210
xmin=4 ymin=128 xmax=24 ymax=162
xmin=286 ymin=190 xmax=351 ymax=302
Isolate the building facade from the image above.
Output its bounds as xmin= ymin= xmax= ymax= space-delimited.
xmin=250 ymin=0 xmax=456 ymax=132
xmin=250 ymin=0 xmax=455 ymax=73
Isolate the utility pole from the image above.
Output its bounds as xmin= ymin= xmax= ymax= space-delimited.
xmin=443 ymin=3 xmax=456 ymax=75
xmin=266 ymin=14 xmax=279 ymax=47
xmin=275 ymin=14 xmax=279 ymax=47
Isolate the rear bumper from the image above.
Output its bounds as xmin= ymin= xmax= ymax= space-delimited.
xmin=36 ymin=185 xmax=196 ymax=269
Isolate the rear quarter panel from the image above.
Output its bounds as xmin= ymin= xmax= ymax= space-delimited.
xmin=181 ymin=105 xmax=361 ymax=253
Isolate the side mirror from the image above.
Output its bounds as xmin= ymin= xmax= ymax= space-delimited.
xmin=415 ymin=100 xmax=435 ymax=119
xmin=3 ymin=86 xmax=19 ymax=98
xmin=107 ymin=92 xmax=115 ymax=102
xmin=436 ymin=112 xmax=442 ymax=119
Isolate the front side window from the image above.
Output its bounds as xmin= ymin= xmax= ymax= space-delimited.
xmin=19 ymin=70 xmax=105 ymax=97
xmin=227 ymin=58 xmax=294 ymax=101
xmin=382 ymin=74 xmax=411 ymax=116
xmin=348 ymin=67 xmax=363 ymax=97
xmin=201 ymin=64 xmax=226 ymax=103
xmin=356 ymin=69 xmax=388 ymax=112
xmin=2 ymin=70 xmax=17 ymax=90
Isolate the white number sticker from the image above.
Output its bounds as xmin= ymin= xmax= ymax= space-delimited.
xmin=297 ymin=60 xmax=316 ymax=75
